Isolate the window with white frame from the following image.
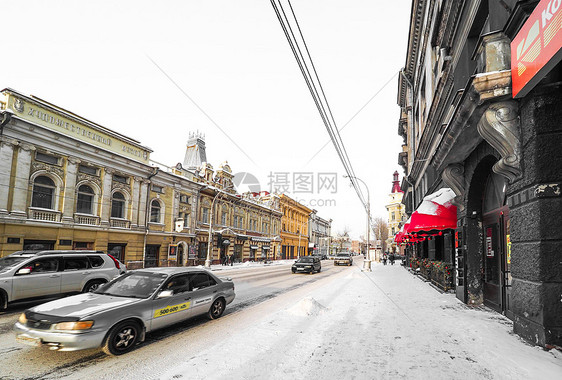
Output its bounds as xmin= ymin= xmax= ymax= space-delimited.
xmin=149 ymin=199 xmax=162 ymax=223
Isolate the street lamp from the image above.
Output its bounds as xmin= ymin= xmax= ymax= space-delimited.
xmin=205 ymin=185 xmax=234 ymax=268
xmin=343 ymin=175 xmax=372 ymax=271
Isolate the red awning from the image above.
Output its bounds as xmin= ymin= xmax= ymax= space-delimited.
xmin=408 ymin=188 xmax=457 ymax=234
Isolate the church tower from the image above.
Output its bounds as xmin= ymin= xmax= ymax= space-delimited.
xmin=183 ymin=132 xmax=207 ymax=170
xmin=385 ymin=171 xmax=405 ymax=254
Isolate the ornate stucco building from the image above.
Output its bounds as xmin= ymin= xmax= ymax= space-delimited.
xmin=0 ymin=88 xmax=203 ymax=269
xmin=308 ymin=210 xmax=331 ymax=256
xmin=0 ymin=90 xmax=282 ymax=268
xmin=398 ymin=0 xmax=562 ymax=347
xmin=279 ymin=194 xmax=311 ymax=259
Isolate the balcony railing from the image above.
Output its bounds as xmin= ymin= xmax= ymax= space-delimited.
xmin=110 ymin=218 xmax=131 ymax=228
xmin=74 ymin=213 xmax=100 ymax=226
xmin=28 ymin=207 xmax=61 ymax=222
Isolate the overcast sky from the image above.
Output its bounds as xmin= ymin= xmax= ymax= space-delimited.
xmin=3 ymin=0 xmax=412 ymax=239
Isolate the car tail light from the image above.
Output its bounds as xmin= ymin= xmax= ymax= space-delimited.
xmin=107 ymin=254 xmax=121 ymax=269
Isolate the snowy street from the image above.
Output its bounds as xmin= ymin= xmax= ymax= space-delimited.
xmin=2 ymin=257 xmax=561 ymax=379
xmin=158 ymin=258 xmax=562 ymax=379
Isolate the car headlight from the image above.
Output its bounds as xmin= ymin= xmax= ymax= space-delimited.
xmin=305 ymin=265 xmax=311 ymax=268
xmin=54 ymin=321 xmax=94 ymax=330
xmin=18 ymin=313 xmax=27 ymax=324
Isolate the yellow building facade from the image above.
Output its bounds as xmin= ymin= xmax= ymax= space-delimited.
xmin=279 ymin=194 xmax=311 ymax=259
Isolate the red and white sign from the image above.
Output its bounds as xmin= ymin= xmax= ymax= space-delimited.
xmin=512 ymin=0 xmax=562 ymax=98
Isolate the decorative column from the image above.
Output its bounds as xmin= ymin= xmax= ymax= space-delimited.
xmin=99 ymin=168 xmax=114 ymax=227
xmin=61 ymin=157 xmax=81 ymax=223
xmin=131 ymin=176 xmax=142 ymax=228
xmin=138 ymin=179 xmax=150 ymax=228
xmin=0 ymin=137 xmax=18 ymax=215
xmin=11 ymin=143 xmax=36 ymax=218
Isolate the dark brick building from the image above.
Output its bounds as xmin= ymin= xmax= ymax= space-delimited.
xmin=397 ymin=0 xmax=561 ymax=347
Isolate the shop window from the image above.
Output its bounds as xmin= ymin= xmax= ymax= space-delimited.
xmin=76 ymin=185 xmax=95 ymax=214
xmin=150 ymin=199 xmax=162 ymax=223
xmin=111 ymin=192 xmax=126 ymax=218
xmin=32 ymin=176 xmax=56 ymax=209
xmin=23 ymin=240 xmax=55 ymax=250
xmin=144 ymin=245 xmax=160 ymax=268
xmin=198 ymin=242 xmax=208 ymax=260
xmin=108 ymin=243 xmax=126 ymax=261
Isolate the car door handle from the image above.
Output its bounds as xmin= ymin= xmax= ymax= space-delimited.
xmin=213 ymin=290 xmax=217 ymax=294
xmin=49 ymin=274 xmax=60 ymax=278
xmin=82 ymin=272 xmax=91 ymax=275
xmin=184 ymin=297 xmax=192 ymax=301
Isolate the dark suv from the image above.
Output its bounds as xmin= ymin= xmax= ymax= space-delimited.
xmin=291 ymin=256 xmax=321 ymax=274
xmin=0 ymin=250 xmax=126 ymax=310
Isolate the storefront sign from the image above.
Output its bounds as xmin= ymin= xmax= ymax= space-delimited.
xmin=486 ymin=227 xmax=494 ymax=258
xmin=512 ymin=0 xmax=562 ymax=98
xmin=506 ymin=234 xmax=511 ymax=264
xmin=4 ymin=91 xmax=151 ymax=163
xmin=168 ymin=244 xmax=178 ymax=260
xmin=188 ymin=245 xmax=197 ymax=260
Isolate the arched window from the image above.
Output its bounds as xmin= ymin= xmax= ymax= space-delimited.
xmin=76 ymin=185 xmax=95 ymax=214
xmin=32 ymin=176 xmax=56 ymax=209
xmin=150 ymin=199 xmax=161 ymax=223
xmin=111 ymin=192 xmax=126 ymax=218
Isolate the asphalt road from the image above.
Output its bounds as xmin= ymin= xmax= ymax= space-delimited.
xmin=0 ymin=258 xmax=355 ymax=380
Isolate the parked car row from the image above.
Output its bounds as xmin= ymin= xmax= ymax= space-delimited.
xmin=1 ymin=250 xmax=236 ymax=356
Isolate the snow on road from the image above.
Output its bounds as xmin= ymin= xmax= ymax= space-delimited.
xmin=160 ymin=260 xmax=562 ymax=380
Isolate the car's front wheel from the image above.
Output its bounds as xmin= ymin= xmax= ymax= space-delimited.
xmin=208 ymin=298 xmax=226 ymax=320
xmin=82 ymin=280 xmax=106 ymax=293
xmin=102 ymin=320 xmax=140 ymax=356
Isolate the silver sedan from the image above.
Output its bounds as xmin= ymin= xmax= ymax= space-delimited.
xmin=14 ymin=267 xmax=235 ymax=355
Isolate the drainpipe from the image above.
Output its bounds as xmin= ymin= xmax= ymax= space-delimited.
xmin=142 ymin=167 xmax=160 ymax=268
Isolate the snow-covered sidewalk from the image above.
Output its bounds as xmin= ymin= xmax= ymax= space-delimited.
xmin=160 ymin=259 xmax=562 ymax=379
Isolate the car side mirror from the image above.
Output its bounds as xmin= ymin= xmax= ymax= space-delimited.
xmin=16 ymin=268 xmax=31 ymax=275
xmin=157 ymin=289 xmax=174 ymax=299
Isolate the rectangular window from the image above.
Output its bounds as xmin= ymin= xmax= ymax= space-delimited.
xmin=35 ymin=152 xmax=59 ymax=165
xmin=79 ymin=165 xmax=98 ymax=176
xmin=7 ymin=237 xmax=21 ymax=244
xmin=221 ymin=212 xmax=227 ymax=226
xmin=202 ymin=208 xmax=209 ymax=224
xmin=113 ymin=174 xmax=128 ymax=184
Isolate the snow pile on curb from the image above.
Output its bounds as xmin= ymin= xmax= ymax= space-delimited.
xmin=287 ymin=296 xmax=328 ymax=316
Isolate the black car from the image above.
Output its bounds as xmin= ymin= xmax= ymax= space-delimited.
xmin=291 ymin=256 xmax=321 ymax=274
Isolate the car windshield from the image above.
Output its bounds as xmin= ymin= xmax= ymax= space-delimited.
xmin=0 ymin=256 xmax=29 ymax=271
xmin=95 ymin=271 xmax=168 ymax=299
xmin=297 ymin=257 xmax=314 ymax=263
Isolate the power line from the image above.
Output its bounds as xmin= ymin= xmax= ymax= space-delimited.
xmin=270 ymin=0 xmax=368 ymax=212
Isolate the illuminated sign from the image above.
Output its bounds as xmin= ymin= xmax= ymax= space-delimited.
xmin=512 ymin=0 xmax=562 ymax=98
xmin=4 ymin=91 xmax=151 ymax=163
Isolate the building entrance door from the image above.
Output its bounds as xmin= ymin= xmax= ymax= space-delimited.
xmin=481 ymin=171 xmax=512 ymax=318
